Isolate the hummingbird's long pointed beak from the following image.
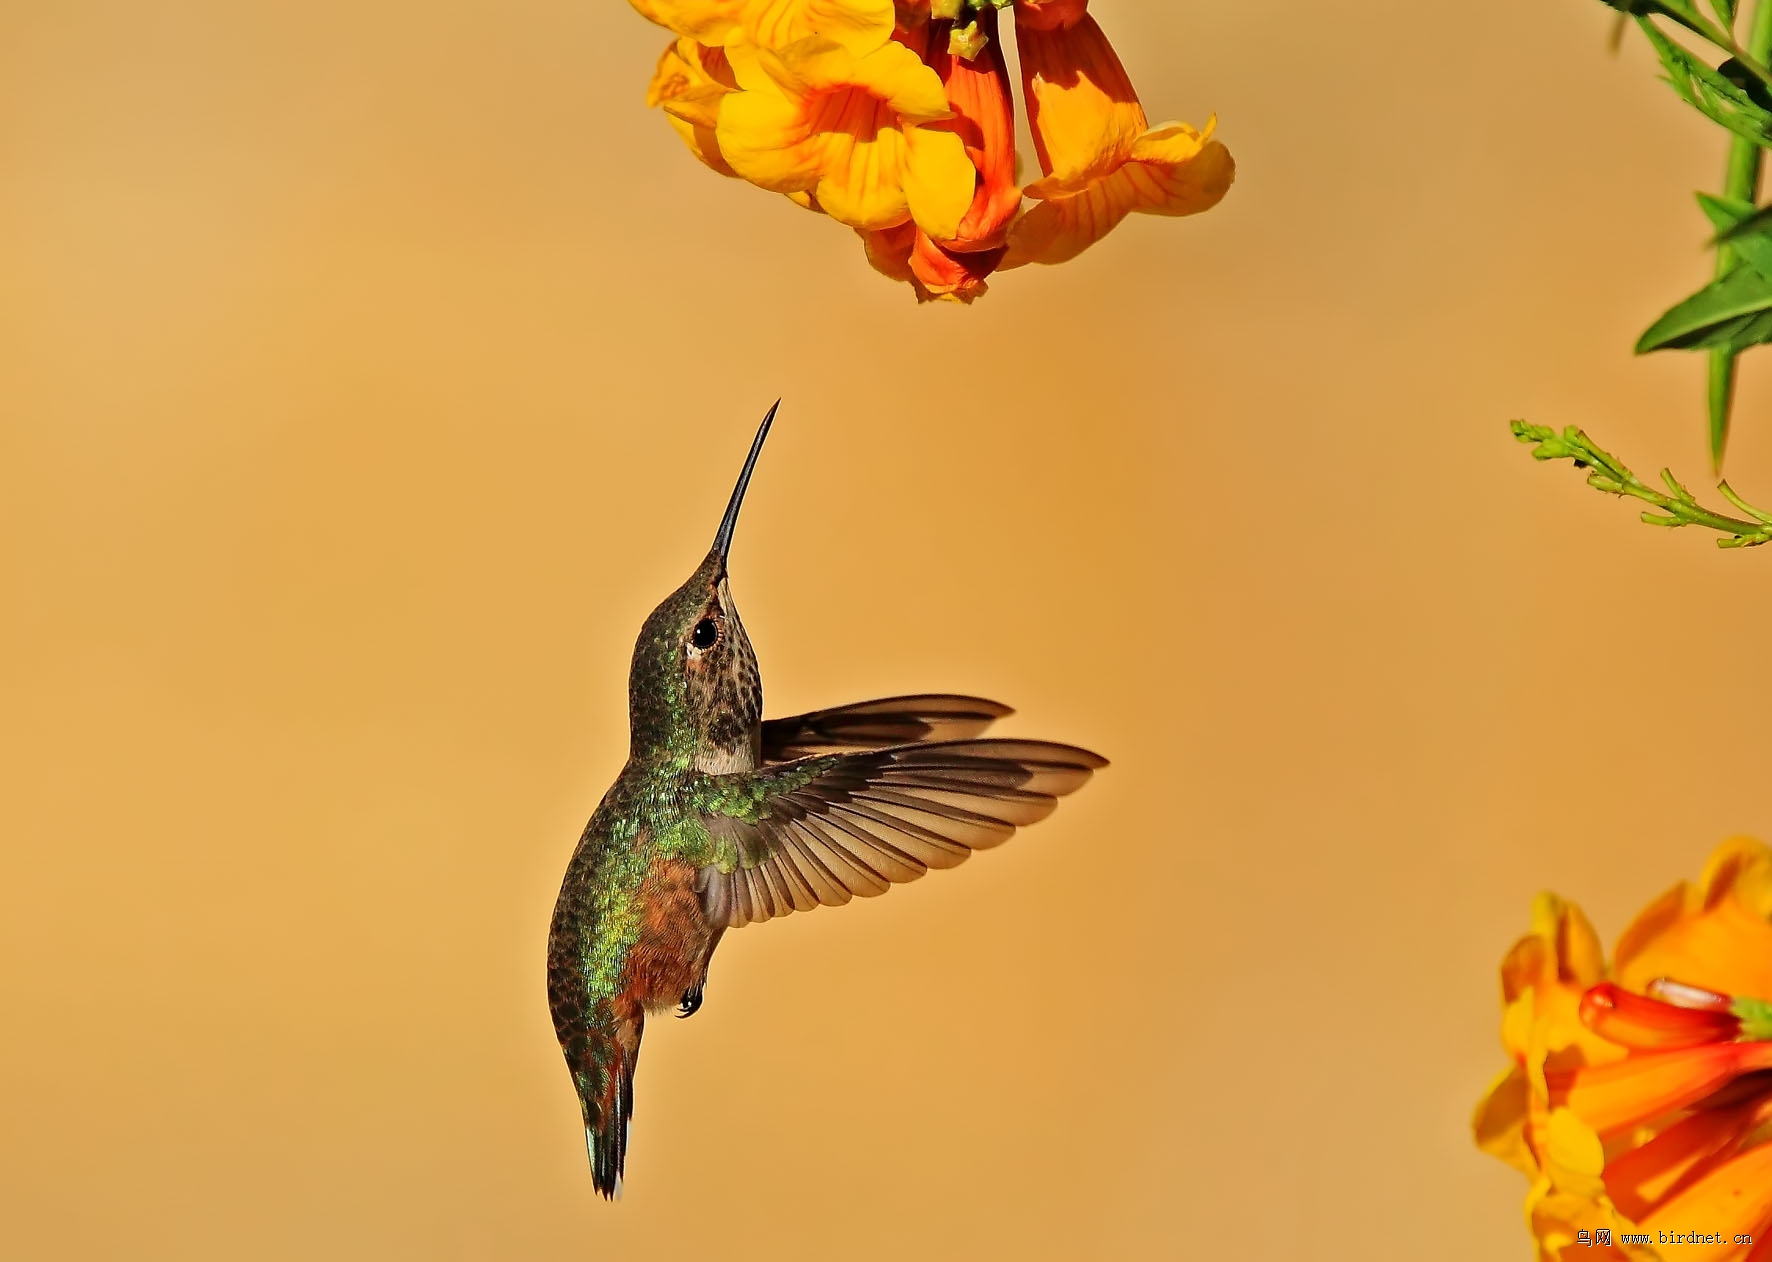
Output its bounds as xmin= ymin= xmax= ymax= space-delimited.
xmin=712 ymin=400 xmax=778 ymax=565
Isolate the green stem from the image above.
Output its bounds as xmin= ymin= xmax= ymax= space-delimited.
xmin=1708 ymin=0 xmax=1772 ymax=470
xmin=1511 ymin=421 xmax=1772 ymax=546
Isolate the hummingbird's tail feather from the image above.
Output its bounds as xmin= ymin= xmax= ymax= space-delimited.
xmin=576 ymin=1005 xmax=644 ymax=1200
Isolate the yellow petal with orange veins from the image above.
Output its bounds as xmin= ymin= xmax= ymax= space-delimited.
xmin=718 ymin=36 xmax=966 ymax=233
xmin=769 ymin=38 xmax=952 ymax=123
xmin=1128 ymin=120 xmax=1213 ymax=168
xmin=1015 ymin=13 xmax=1146 ymax=193
xmin=648 ymin=38 xmax=736 ymax=117
xmin=810 ymin=124 xmax=917 ymax=229
xmin=859 ymin=222 xmax=918 ymax=283
xmin=659 ymin=86 xmax=725 ymax=131
xmin=628 ymin=0 xmax=745 ymax=43
xmin=649 ymin=38 xmax=740 ymax=177
xmin=900 ymin=125 xmax=975 ymax=239
xmin=664 ymin=110 xmax=739 ymax=177
xmin=1115 ymin=134 xmax=1236 ymax=219
xmin=741 ymin=0 xmax=895 ymax=54
xmin=716 ymin=83 xmax=827 ymax=193
xmin=1003 ymin=134 xmax=1232 ymax=267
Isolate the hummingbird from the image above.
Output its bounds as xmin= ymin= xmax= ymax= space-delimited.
xmin=545 ymin=402 xmax=1107 ymax=1198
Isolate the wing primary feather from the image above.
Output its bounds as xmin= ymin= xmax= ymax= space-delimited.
xmin=697 ymin=733 xmax=1106 ymax=929
xmin=827 ymin=799 xmax=975 ymax=865
xmin=812 ymin=808 xmax=929 ymax=885
xmin=760 ymin=696 xmax=1017 ymax=761
xmin=797 ymin=817 xmax=893 ymax=897
xmin=777 ymin=823 xmax=853 ymax=906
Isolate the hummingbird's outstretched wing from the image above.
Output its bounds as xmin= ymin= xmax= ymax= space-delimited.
xmin=693 ymin=739 xmax=1106 ymax=929
xmin=759 ymin=695 xmax=1013 ymax=762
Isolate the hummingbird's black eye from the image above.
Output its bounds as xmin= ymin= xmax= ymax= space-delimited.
xmin=690 ymin=618 xmax=719 ymax=651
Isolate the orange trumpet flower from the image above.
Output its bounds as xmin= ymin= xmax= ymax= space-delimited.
xmin=626 ymin=0 xmax=1234 ymax=301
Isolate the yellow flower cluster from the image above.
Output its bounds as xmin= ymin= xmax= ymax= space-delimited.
xmin=635 ymin=0 xmax=1234 ymax=302
xmin=1474 ymin=838 xmax=1772 ymax=1261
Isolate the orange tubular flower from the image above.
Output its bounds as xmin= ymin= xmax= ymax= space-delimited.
xmin=858 ymin=9 xmax=1017 ymax=302
xmin=1003 ymin=2 xmax=1234 ymax=269
xmin=624 ymin=0 xmax=1233 ymax=302
xmin=1579 ymin=983 xmax=1743 ymax=1051
xmin=1474 ymin=838 xmax=1772 ymax=1262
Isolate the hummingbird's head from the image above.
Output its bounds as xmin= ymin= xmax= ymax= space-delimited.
xmin=626 ymin=404 xmax=775 ymax=773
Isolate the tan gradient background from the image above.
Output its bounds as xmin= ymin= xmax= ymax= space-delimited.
xmin=7 ymin=2 xmax=1772 ymax=1258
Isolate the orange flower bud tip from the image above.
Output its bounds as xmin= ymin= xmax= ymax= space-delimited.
xmin=1580 ymin=982 xmax=1741 ymax=1050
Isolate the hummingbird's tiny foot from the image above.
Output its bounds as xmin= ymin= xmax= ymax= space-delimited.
xmin=677 ymin=981 xmax=705 ymax=1019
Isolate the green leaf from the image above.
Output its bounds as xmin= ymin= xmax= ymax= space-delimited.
xmin=1710 ymin=0 xmax=1740 ymax=29
xmin=1704 ymin=192 xmax=1772 ymax=283
xmin=1638 ymin=19 xmax=1772 ymax=145
xmin=1636 ymin=262 xmax=1772 ymax=351
xmin=1693 ymin=194 xmax=1772 ymax=348
xmin=1709 ymin=351 xmax=1736 ymax=466
xmin=1721 ymin=306 xmax=1772 ymax=349
xmin=1710 ymin=199 xmax=1772 ymax=244
xmin=1697 ymin=192 xmax=1772 ymax=277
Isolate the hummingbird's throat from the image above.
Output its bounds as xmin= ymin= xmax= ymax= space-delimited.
xmin=680 ymin=581 xmax=762 ymax=774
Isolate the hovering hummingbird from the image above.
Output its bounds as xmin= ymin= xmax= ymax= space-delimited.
xmin=546 ymin=402 xmax=1107 ymax=1198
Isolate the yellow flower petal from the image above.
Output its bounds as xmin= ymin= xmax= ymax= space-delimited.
xmin=1543 ymin=1108 xmax=1609 ymax=1202
xmin=1014 ymin=12 xmax=1144 ymax=193
xmin=1474 ymin=1066 xmax=1537 ymax=1177
xmin=1003 ymin=131 xmax=1232 ymax=267
xmin=859 ymin=222 xmax=917 ymax=284
xmin=717 ymin=36 xmax=971 ymax=234
xmin=900 ymin=124 xmax=974 ymax=239
xmin=807 ymin=124 xmax=916 ymax=228
xmin=1524 ymin=1181 xmax=1650 ymax=1262
xmin=739 ymin=0 xmax=895 ymax=54
xmin=1616 ymin=838 xmax=1772 ymax=1004
xmin=628 ymin=0 xmax=745 ymax=44
xmin=772 ymin=37 xmax=953 ymax=122
xmin=648 ymin=38 xmax=740 ymax=178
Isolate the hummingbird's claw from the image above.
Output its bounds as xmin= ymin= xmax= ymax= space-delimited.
xmin=677 ymin=980 xmax=705 ymax=1019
